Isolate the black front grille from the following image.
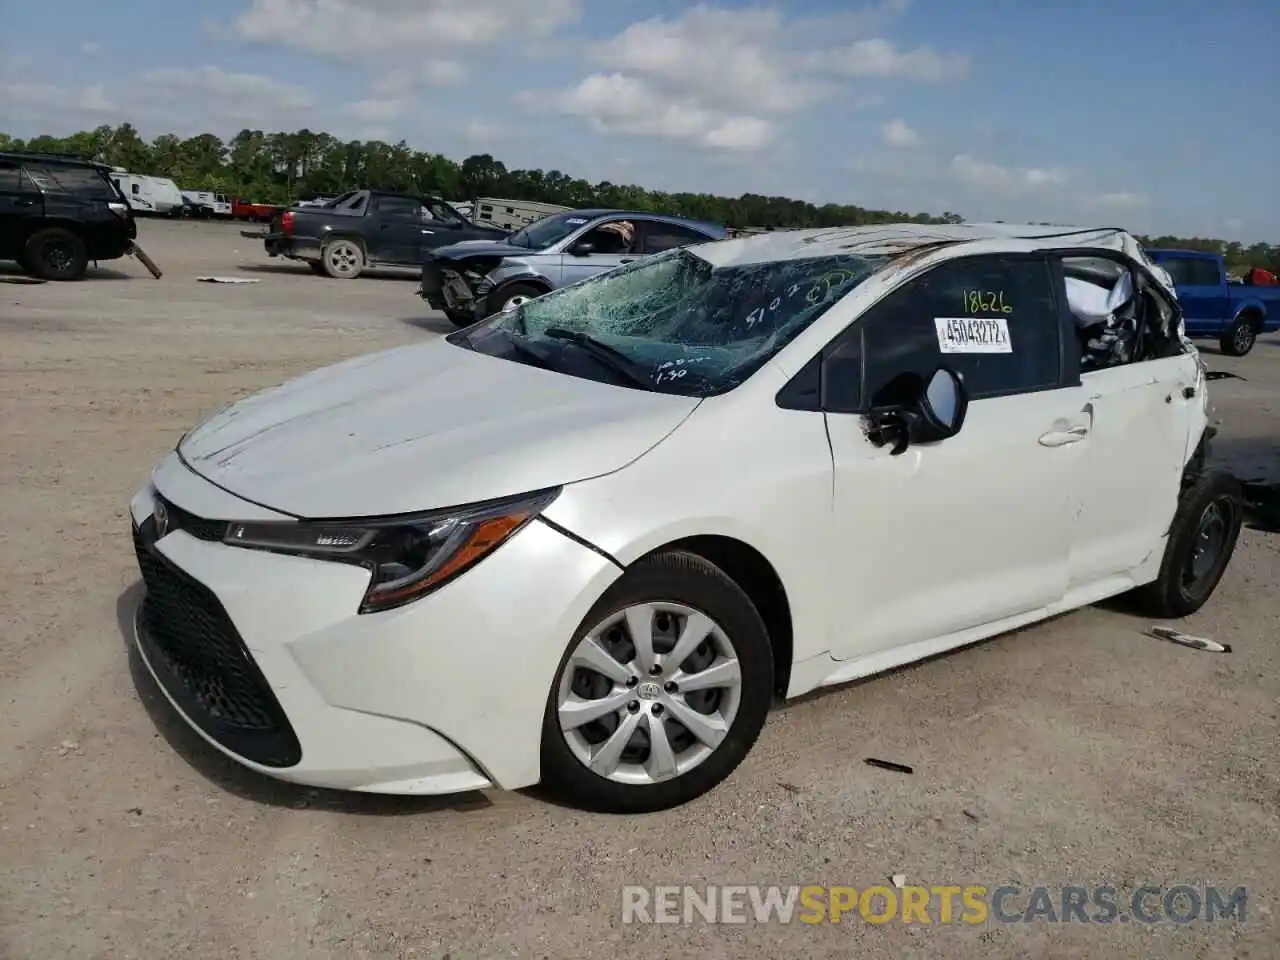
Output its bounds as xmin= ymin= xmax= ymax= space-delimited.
xmin=132 ymin=521 xmax=302 ymax=768
xmin=158 ymin=494 xmax=226 ymax=541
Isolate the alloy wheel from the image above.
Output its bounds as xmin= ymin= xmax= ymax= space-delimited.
xmin=556 ymin=602 xmax=742 ymax=785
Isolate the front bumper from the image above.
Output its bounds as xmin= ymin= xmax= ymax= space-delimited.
xmin=128 ymin=453 xmax=620 ymax=795
xmin=419 ymin=258 xmax=478 ymax=313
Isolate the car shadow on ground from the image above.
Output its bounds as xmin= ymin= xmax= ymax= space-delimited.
xmin=235 ymin=262 xmax=421 ymax=282
xmin=398 ymin=315 xmax=456 ymax=336
xmin=115 ymin=582 xmax=494 ymax=816
xmin=0 ymin=263 xmax=132 ymax=281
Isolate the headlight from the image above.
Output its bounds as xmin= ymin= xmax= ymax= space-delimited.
xmin=222 ymin=487 xmax=560 ymax=614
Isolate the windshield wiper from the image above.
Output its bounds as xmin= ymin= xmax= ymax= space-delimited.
xmin=504 ymin=332 xmax=556 ymax=370
xmin=542 ymin=327 xmax=652 ymax=389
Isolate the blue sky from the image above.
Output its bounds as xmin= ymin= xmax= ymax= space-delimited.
xmin=2 ymin=0 xmax=1276 ymax=242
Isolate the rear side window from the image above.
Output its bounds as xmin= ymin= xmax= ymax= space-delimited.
xmin=640 ymin=222 xmax=713 ymax=254
xmin=842 ymin=255 xmax=1062 ymax=405
xmin=1157 ymin=257 xmax=1220 ymax=286
xmin=41 ymin=165 xmax=120 ymax=200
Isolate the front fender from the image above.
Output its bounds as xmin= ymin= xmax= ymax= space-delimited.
xmin=1231 ymin=297 xmax=1269 ymax=326
xmin=485 ymin=259 xmax=553 ymax=291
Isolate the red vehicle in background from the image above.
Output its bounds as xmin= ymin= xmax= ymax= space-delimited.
xmin=231 ymin=198 xmax=281 ymax=222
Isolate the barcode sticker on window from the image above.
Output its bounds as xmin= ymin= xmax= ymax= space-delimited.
xmin=934 ymin=316 xmax=1012 ymax=354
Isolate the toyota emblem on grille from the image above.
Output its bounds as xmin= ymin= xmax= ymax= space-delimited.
xmin=153 ymin=500 xmax=169 ymax=538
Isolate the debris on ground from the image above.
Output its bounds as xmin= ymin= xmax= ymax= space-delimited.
xmin=962 ymin=808 xmax=982 ymax=822
xmin=197 ymin=276 xmax=261 ymax=284
xmin=0 ymin=276 xmax=47 ymax=285
xmin=776 ymin=781 xmax=803 ymax=795
xmin=1205 ymin=371 xmax=1247 ymax=381
xmin=128 ymin=241 xmax=163 ymax=279
xmin=55 ymin=740 xmax=80 ymax=756
xmin=864 ymin=758 xmax=914 ymax=775
xmin=891 ymin=874 xmax=907 ymax=888
xmin=1146 ymin=626 xmax=1232 ymax=654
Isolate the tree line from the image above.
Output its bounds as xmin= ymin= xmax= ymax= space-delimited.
xmin=3 ymin=123 xmax=1276 ymax=273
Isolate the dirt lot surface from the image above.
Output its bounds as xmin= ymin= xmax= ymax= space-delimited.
xmin=2 ymin=219 xmax=1278 ymax=959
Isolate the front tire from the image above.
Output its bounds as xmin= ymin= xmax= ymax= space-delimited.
xmin=540 ymin=550 xmax=774 ymax=814
xmin=306 ymin=259 xmax=327 ymax=276
xmin=489 ymin=282 xmax=544 ymax=318
xmin=445 ymin=309 xmax=474 ymax=328
xmin=1131 ymin=469 xmax=1243 ymax=618
xmin=1219 ymin=315 xmax=1258 ymax=357
xmin=24 ymin=228 xmax=89 ymax=281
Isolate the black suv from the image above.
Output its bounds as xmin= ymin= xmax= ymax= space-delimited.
xmin=0 ymin=152 xmax=137 ymax=280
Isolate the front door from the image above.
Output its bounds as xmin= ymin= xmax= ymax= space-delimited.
xmin=370 ymin=195 xmax=431 ymax=265
xmin=822 ymin=253 xmax=1086 ymax=660
xmin=559 ymin=218 xmax=639 ymax=286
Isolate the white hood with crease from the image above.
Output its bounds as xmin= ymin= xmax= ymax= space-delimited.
xmin=178 ymin=339 xmax=699 ymax=518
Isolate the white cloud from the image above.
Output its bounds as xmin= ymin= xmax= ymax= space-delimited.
xmin=464 ymin=120 xmax=504 ymax=144
xmin=233 ymin=0 xmax=581 ymax=77
xmin=522 ymin=73 xmax=772 ymax=152
xmin=810 ymin=38 xmax=969 ymax=82
xmin=3 ymin=82 xmax=116 ymax=115
xmin=80 ymin=41 xmax=103 ymax=57
xmin=1089 ymin=191 xmax=1147 ymax=209
xmin=130 ymin=66 xmax=316 ymax=128
xmin=950 ymin=153 xmax=1068 ymax=192
xmin=523 ymin=2 xmax=966 ymax=154
xmin=341 ymin=97 xmax=405 ymax=124
xmin=882 ymin=117 xmax=921 ymax=147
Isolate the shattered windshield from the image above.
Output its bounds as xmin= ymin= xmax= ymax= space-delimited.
xmin=454 ymin=248 xmax=884 ymax=396
xmin=507 ymin=211 xmax=596 ymax=249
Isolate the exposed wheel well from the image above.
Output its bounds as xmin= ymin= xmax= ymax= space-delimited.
xmin=1237 ymin=308 xmax=1263 ymax=330
xmin=641 ymin=535 xmax=793 ymax=696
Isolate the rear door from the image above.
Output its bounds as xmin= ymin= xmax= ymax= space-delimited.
xmin=1054 ymin=253 xmax=1199 ymax=588
xmin=0 ymin=160 xmax=43 ymax=258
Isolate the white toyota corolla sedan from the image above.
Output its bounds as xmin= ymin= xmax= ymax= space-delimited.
xmin=129 ymin=222 xmax=1243 ymax=813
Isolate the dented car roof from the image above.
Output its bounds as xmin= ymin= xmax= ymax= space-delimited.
xmin=696 ymin=222 xmax=1162 ymax=281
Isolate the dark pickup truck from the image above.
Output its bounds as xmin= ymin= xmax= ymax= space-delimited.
xmin=245 ymin=189 xmax=508 ymax=279
xmin=1144 ymin=248 xmax=1280 ymax=356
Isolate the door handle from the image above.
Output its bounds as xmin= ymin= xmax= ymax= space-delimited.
xmin=1038 ymin=425 xmax=1089 ymax=447
xmin=14 ymin=199 xmax=35 ymax=207
xmin=421 ymin=229 xmax=434 ymax=234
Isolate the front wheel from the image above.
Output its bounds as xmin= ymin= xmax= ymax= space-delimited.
xmin=540 ymin=550 xmax=774 ymax=814
xmin=1219 ymin=315 xmax=1258 ymax=357
xmin=488 ymin=282 xmax=544 ymax=318
xmin=444 ymin=309 xmax=474 ymax=328
xmin=1130 ymin=469 xmax=1243 ymax=618
xmin=305 ymin=259 xmax=327 ymax=276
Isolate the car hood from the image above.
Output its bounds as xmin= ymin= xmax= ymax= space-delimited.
xmin=177 ymin=339 xmax=699 ymax=518
xmin=427 ymin=240 xmax=534 ymax=262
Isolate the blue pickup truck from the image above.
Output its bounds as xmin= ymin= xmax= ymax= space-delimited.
xmin=1144 ymin=248 xmax=1280 ymax=356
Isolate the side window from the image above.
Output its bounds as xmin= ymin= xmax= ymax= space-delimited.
xmin=1062 ymin=255 xmax=1186 ymax=371
xmin=426 ymin=200 xmax=464 ymax=225
xmin=1160 ymin=257 xmax=1219 ymax=286
xmin=854 ymin=255 xmax=1061 ymax=406
xmin=580 ymin=220 xmax=637 ymax=254
xmin=131 ymin=183 xmax=140 ymax=195
xmin=639 ymin=222 xmax=711 ymax=254
xmin=375 ymin=195 xmax=421 ymax=219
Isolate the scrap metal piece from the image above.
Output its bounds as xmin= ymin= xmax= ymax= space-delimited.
xmin=129 ymin=241 xmax=163 ymax=279
xmin=864 ymin=757 xmax=914 ymax=774
xmin=1146 ymin=626 xmax=1231 ymax=653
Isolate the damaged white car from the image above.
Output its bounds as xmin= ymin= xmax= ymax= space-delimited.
xmin=129 ymin=222 xmax=1243 ymax=814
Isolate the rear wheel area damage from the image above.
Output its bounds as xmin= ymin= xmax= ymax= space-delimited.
xmin=1129 ymin=427 xmax=1243 ymax=618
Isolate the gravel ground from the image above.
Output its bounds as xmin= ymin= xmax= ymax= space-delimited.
xmin=2 ymin=219 xmax=1278 ymax=960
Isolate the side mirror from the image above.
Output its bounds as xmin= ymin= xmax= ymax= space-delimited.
xmin=867 ymin=367 xmax=968 ymax=455
xmin=569 ymin=241 xmax=594 ymax=257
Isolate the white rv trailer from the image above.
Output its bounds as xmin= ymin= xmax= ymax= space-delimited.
xmin=110 ymin=169 xmax=183 ymax=215
xmin=466 ymin=198 xmax=573 ymax=232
